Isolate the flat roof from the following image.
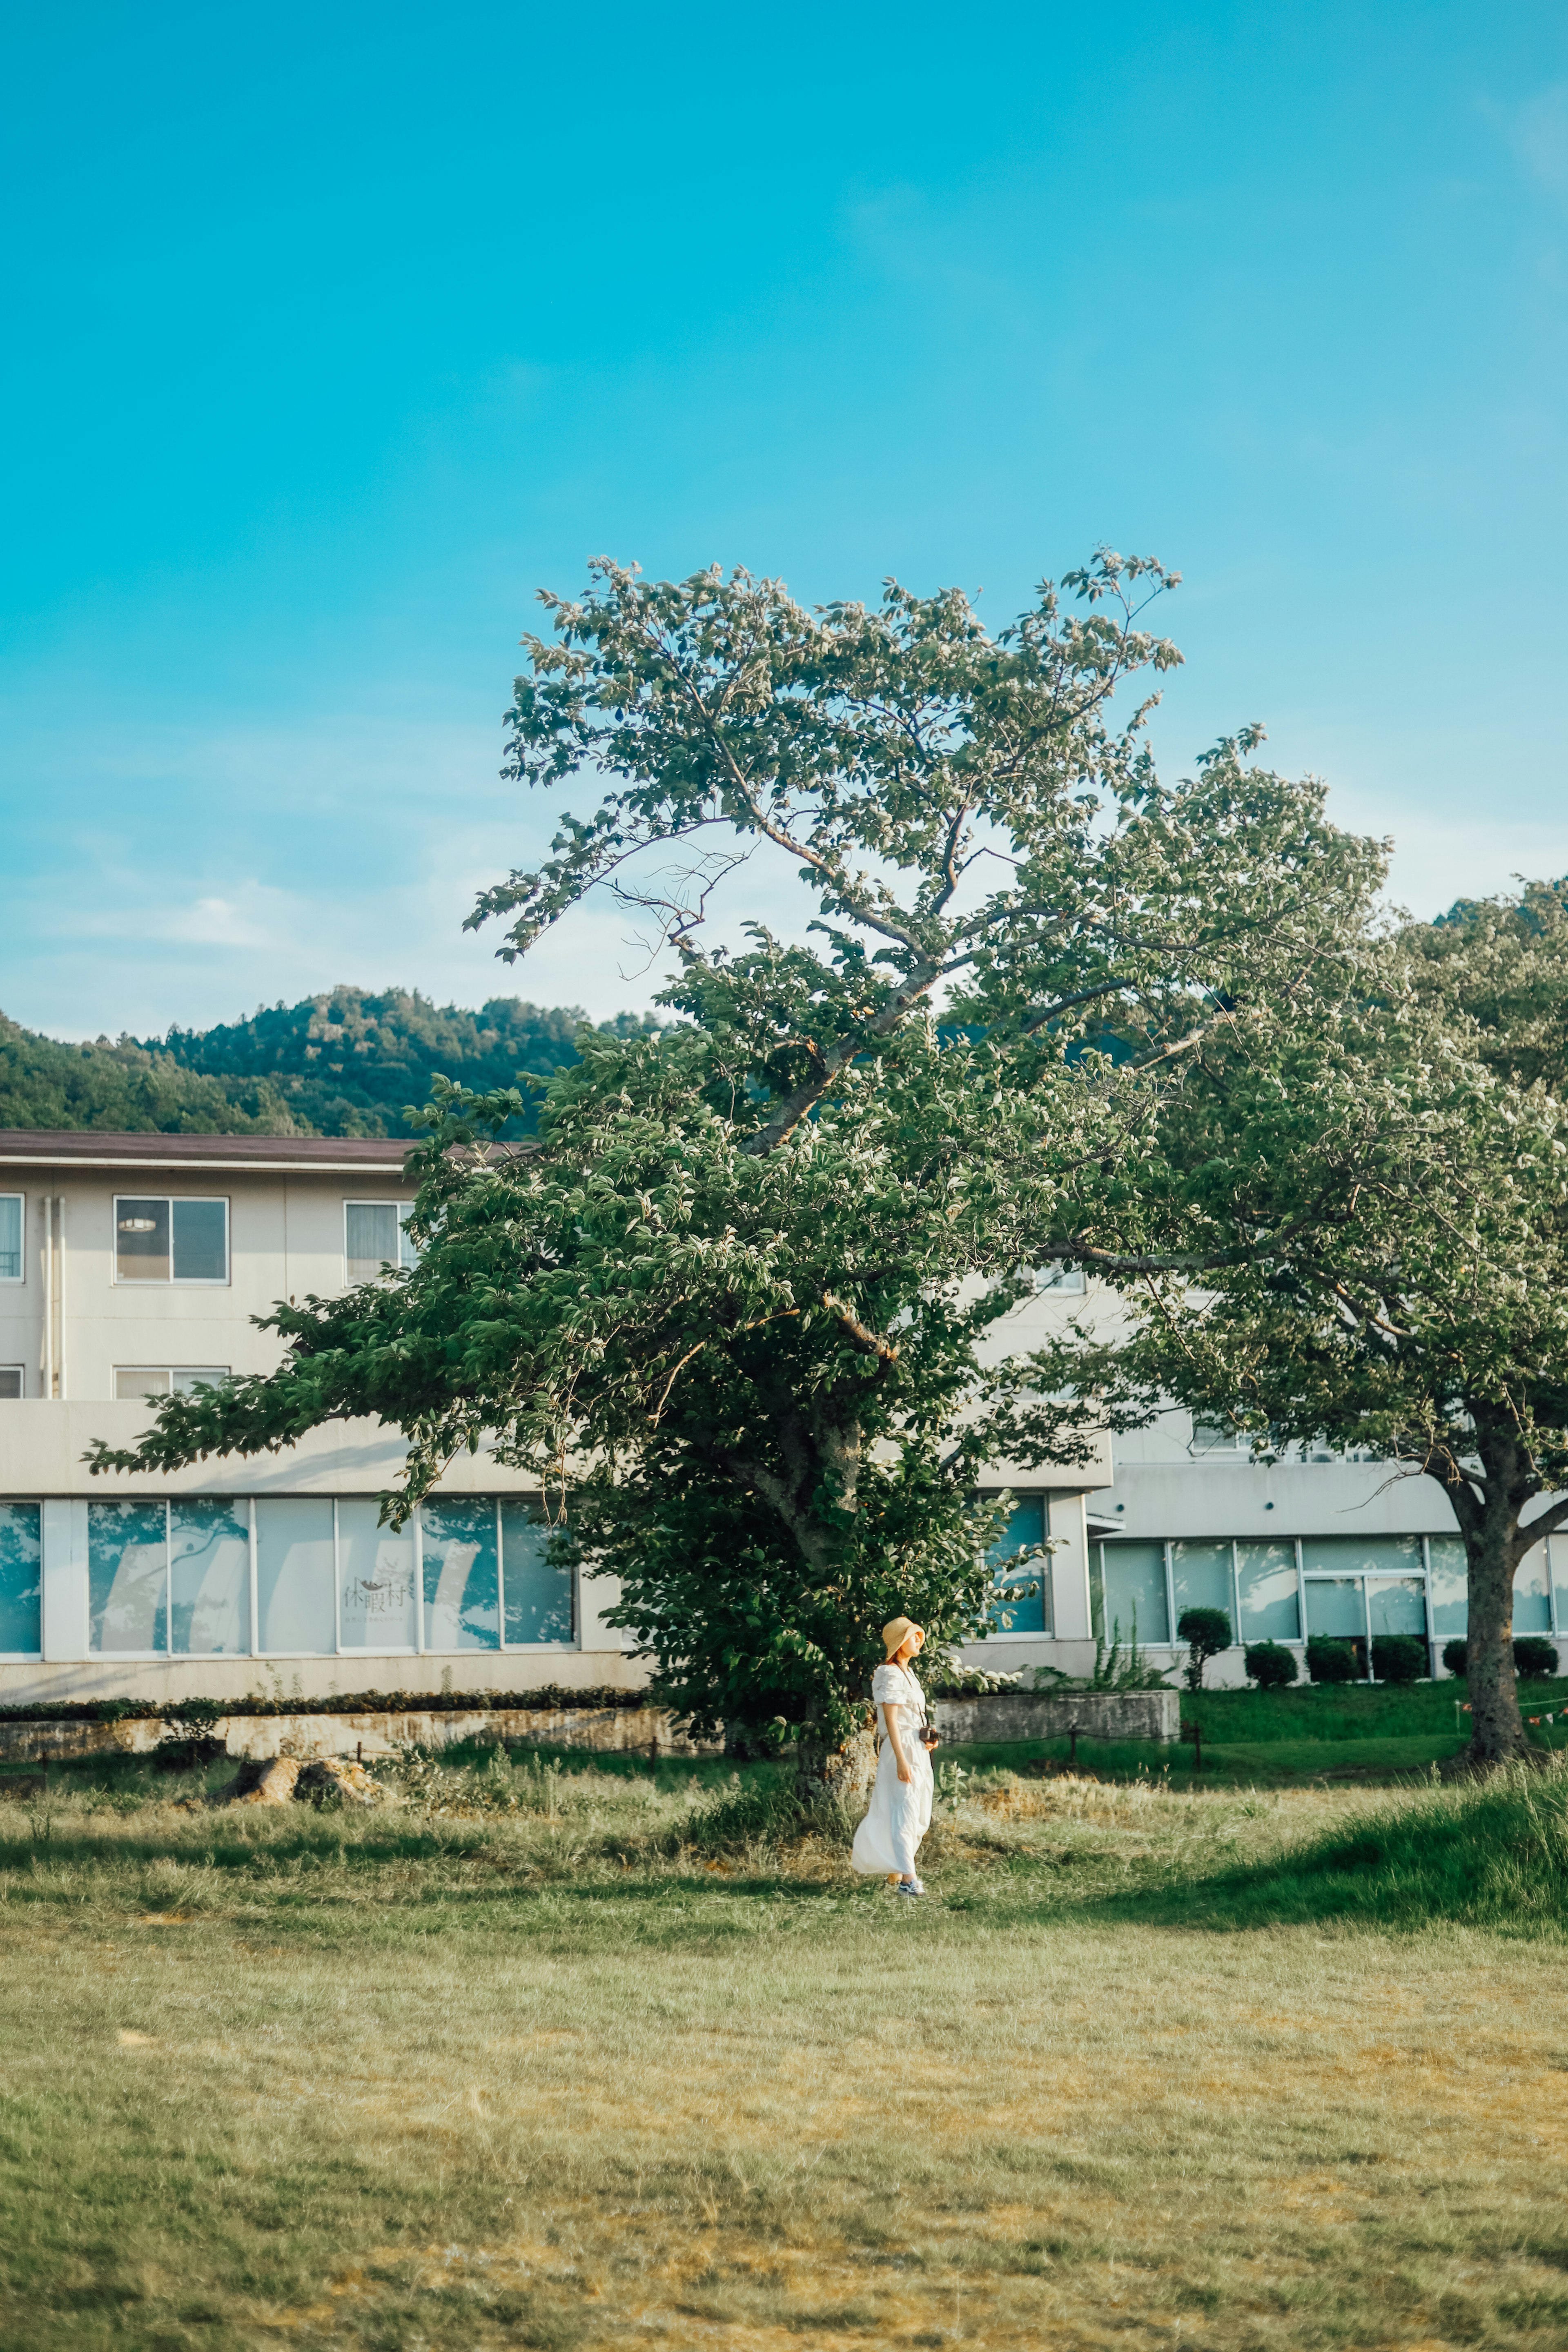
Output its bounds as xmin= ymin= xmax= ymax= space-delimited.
xmin=0 ymin=1129 xmax=413 ymax=1175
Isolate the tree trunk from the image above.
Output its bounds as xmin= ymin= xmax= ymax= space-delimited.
xmin=1452 ymin=1423 xmax=1533 ymax=1769
xmin=795 ymin=1715 xmax=877 ymax=1808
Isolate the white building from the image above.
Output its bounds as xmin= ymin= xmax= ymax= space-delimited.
xmin=0 ymin=1131 xmax=1545 ymax=1707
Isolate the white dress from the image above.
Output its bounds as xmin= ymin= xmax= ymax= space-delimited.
xmin=851 ymin=1661 xmax=934 ymax=1878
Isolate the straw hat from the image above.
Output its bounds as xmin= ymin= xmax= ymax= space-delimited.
xmin=882 ymin=1616 xmax=922 ymax=1659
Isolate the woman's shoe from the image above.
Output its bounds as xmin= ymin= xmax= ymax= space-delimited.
xmin=895 ymin=1877 xmax=924 ymax=1897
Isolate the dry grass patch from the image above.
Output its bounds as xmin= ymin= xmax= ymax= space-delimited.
xmin=0 ymin=1756 xmax=1565 ymax=2348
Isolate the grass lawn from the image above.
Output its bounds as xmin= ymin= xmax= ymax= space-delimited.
xmin=3 ymin=1744 xmax=1568 ymax=2351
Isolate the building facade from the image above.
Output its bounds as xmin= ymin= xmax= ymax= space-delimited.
xmin=0 ymin=1129 xmax=1543 ymax=1706
xmin=0 ymin=1131 xmax=1104 ymax=1707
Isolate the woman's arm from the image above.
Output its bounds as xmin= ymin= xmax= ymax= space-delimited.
xmin=881 ymin=1703 xmax=913 ymax=1784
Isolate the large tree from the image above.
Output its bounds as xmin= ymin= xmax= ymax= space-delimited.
xmin=94 ymin=557 xmax=1383 ymax=1789
xmin=1040 ymin=891 xmax=1568 ymax=1769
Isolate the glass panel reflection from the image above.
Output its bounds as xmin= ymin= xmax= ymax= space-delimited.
xmin=0 ymin=1503 xmax=42 ymax=1653
xmin=338 ymin=1497 xmax=417 ymax=1649
xmin=89 ymin=1501 xmax=167 ymax=1653
xmin=169 ymin=1501 xmax=250 ymax=1654
xmin=421 ymin=1498 xmax=501 ymax=1651
xmin=256 ymin=1497 xmax=336 ymax=1655
xmin=987 ymin=1494 xmax=1049 ymax=1634
xmin=501 ymin=1504 xmax=575 ymax=1645
xmin=1237 ymin=1541 xmax=1301 ymax=1640
xmin=1102 ymin=1541 xmax=1169 ymax=1644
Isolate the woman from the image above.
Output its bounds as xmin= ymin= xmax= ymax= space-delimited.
xmin=851 ymin=1617 xmax=934 ymax=1897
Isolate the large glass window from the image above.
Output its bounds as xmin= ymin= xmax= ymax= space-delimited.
xmin=0 ymin=1195 xmax=20 ymax=1283
xmin=169 ymin=1500 xmax=250 ymax=1654
xmin=255 ymin=1498 xmax=336 ymax=1655
xmin=114 ymin=1366 xmax=229 ymax=1401
xmin=1236 ymin=1540 xmax=1301 ymax=1641
xmin=1101 ymin=1541 xmax=1170 ymax=1645
xmin=337 ymin=1497 xmax=418 ymax=1650
xmin=0 ymin=1503 xmax=41 ymax=1653
xmin=1368 ymin=1577 xmax=1427 ymax=1636
xmin=1305 ymin=1577 xmax=1364 ymax=1639
xmin=1428 ymin=1536 xmax=1468 ymax=1638
xmin=345 ymin=1201 xmax=419 ymax=1285
xmin=501 ymin=1504 xmax=575 ymax=1644
xmin=114 ymin=1197 xmax=228 ymax=1284
xmin=1172 ymin=1540 xmax=1234 ymax=1623
xmin=421 ymin=1497 xmax=501 ymax=1651
xmin=987 ymin=1494 xmax=1049 ymax=1635
xmin=1514 ymin=1542 xmax=1552 ymax=1634
xmin=89 ymin=1501 xmax=169 ymax=1653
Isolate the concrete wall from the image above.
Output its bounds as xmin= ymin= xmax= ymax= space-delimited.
xmin=935 ymin=1688 xmax=1180 ymax=1745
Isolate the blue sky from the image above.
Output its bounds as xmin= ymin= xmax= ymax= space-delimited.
xmin=5 ymin=2 xmax=1568 ymax=1036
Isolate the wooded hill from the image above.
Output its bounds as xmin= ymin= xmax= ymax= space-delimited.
xmin=0 ymin=987 xmax=653 ymax=1136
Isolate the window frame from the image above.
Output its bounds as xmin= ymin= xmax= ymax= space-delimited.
xmin=981 ymin=1490 xmax=1054 ymax=1639
xmin=343 ymin=1198 xmax=419 ymax=1284
xmin=0 ymin=1192 xmax=22 ymax=1285
xmin=0 ymin=1367 xmax=24 ymax=1400
xmin=111 ymin=1194 xmax=230 ymax=1287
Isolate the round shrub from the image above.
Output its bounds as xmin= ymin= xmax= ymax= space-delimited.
xmin=1441 ymin=1637 xmax=1561 ymax=1680
xmin=1176 ymin=1605 xmax=1233 ymax=1693
xmin=1370 ymin=1633 xmax=1426 ymax=1685
xmin=1514 ymin=1635 xmax=1560 ymax=1680
xmin=1305 ymin=1637 xmax=1358 ymax=1685
xmin=1244 ymin=1641 xmax=1299 ymax=1688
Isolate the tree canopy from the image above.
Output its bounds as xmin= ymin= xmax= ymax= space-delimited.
xmin=94 ymin=556 xmax=1386 ymax=1785
xmin=1039 ymin=888 xmax=1568 ymax=1767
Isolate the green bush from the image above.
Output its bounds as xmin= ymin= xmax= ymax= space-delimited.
xmin=1243 ymin=1642 xmax=1298 ymax=1689
xmin=1370 ymin=1634 xmax=1426 ymax=1685
xmin=1439 ymin=1637 xmax=1561 ymax=1680
xmin=1177 ymin=1606 xmax=1232 ymax=1693
xmin=1305 ymin=1638 xmax=1358 ymax=1685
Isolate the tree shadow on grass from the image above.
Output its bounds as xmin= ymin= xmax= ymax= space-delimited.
xmin=1067 ymin=1765 xmax=1568 ymax=1936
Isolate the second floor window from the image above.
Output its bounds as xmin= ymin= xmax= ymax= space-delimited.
xmin=114 ymin=1366 xmax=230 ymax=1401
xmin=114 ymin=1197 xmax=229 ymax=1284
xmin=0 ymin=1368 xmax=21 ymax=1400
xmin=345 ymin=1201 xmax=419 ymax=1285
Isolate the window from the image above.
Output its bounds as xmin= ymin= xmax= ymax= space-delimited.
xmin=1236 ymin=1540 xmax=1301 ymax=1641
xmin=986 ymin=1495 xmax=1050 ymax=1634
xmin=88 ymin=1499 xmax=250 ymax=1656
xmin=0 ymin=1194 xmax=20 ymax=1283
xmin=1171 ymin=1540 xmax=1232 ymax=1622
xmin=337 ymin=1496 xmax=418 ymax=1650
xmin=501 ymin=1504 xmax=574 ymax=1644
xmin=345 ymin=1201 xmax=418 ymax=1285
xmin=85 ymin=1493 xmax=575 ymax=1656
xmin=1099 ymin=1540 xmax=1171 ymax=1644
xmin=255 ymin=1498 xmax=336 ymax=1655
xmin=1189 ymin=1419 xmax=1247 ymax=1456
xmin=0 ymin=1503 xmax=41 ymax=1653
xmin=114 ymin=1196 xmax=228 ymax=1284
xmin=114 ymin=1366 xmax=229 ymax=1401
xmin=421 ymin=1496 xmax=501 ymax=1651
xmin=0 ymin=1369 xmax=22 ymax=1401
xmin=1035 ymin=1263 xmax=1086 ymax=1295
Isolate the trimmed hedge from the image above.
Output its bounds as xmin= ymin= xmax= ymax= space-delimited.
xmin=0 ymin=1686 xmax=652 ymax=1727
xmin=1439 ymin=1639 xmax=1561 ymax=1680
xmin=1244 ymin=1641 xmax=1298 ymax=1689
xmin=1305 ymin=1638 xmax=1358 ymax=1686
xmin=1370 ymin=1634 xmax=1426 ymax=1686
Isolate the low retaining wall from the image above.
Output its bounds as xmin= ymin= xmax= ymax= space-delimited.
xmin=934 ymin=1688 xmax=1179 ymax=1746
xmin=0 ymin=1705 xmax=721 ymax=1763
